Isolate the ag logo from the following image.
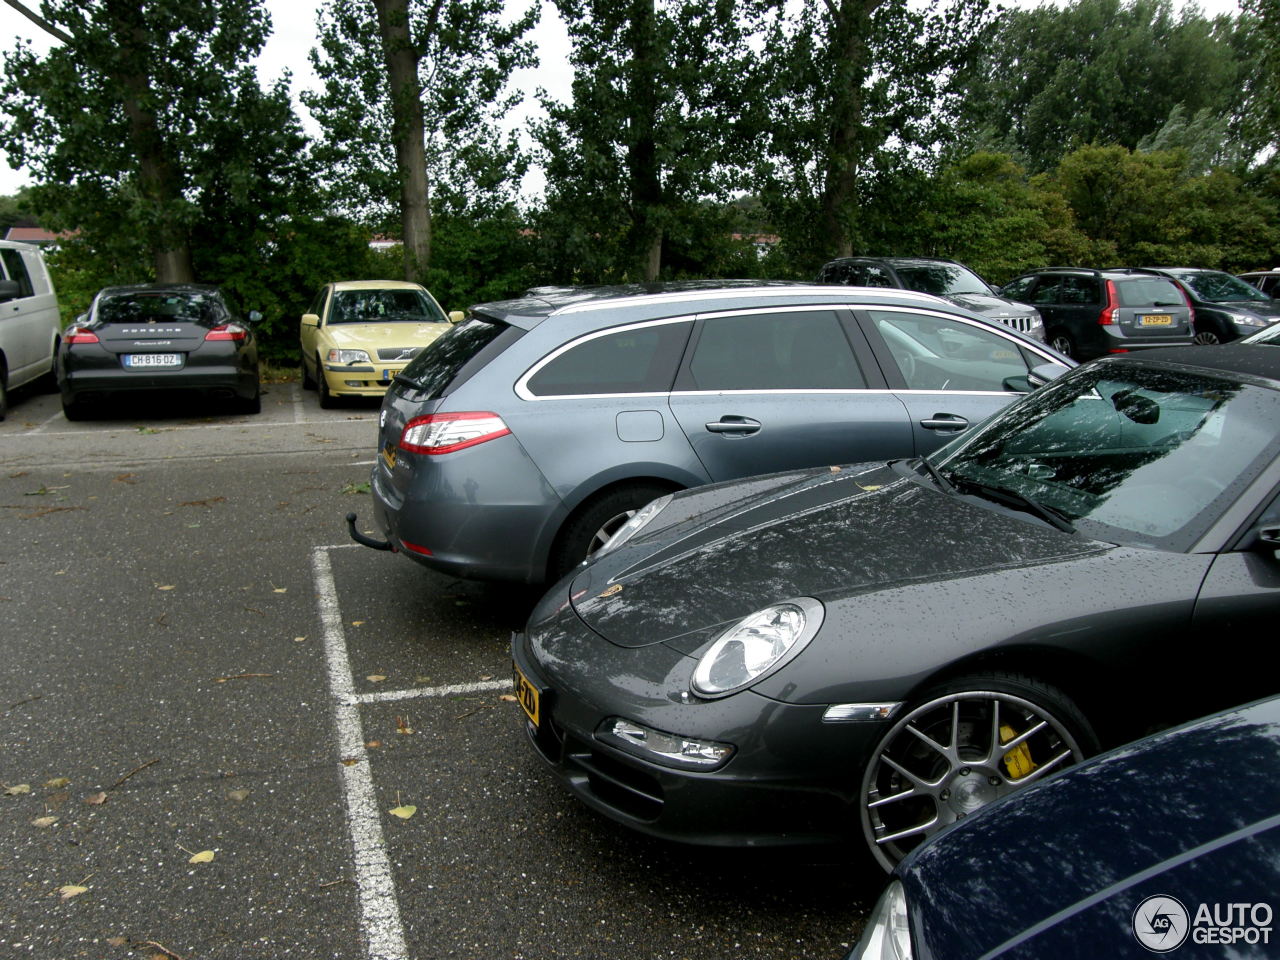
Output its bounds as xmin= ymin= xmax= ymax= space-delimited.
xmin=1133 ymin=895 xmax=1190 ymax=953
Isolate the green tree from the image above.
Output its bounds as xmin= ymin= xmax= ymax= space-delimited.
xmin=304 ymin=0 xmax=537 ymax=281
xmin=956 ymin=0 xmax=1252 ymax=173
xmin=753 ymin=0 xmax=990 ymax=268
xmin=0 ymin=0 xmax=306 ymax=282
xmin=1037 ymin=143 xmax=1280 ymax=268
xmin=0 ymin=188 xmax=32 ymax=233
xmin=533 ymin=0 xmax=769 ymax=282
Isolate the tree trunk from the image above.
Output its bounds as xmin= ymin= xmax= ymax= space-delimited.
xmin=374 ymin=0 xmax=432 ymax=282
xmin=626 ymin=0 xmax=663 ymax=282
xmin=108 ymin=3 xmax=195 ymax=282
xmin=818 ymin=0 xmax=883 ymax=258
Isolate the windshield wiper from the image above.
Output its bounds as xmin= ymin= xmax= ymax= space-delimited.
xmin=912 ymin=456 xmax=956 ymax=495
xmin=951 ymin=478 xmax=1075 ymax=533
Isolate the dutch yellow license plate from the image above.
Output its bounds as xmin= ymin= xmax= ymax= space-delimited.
xmin=513 ymin=663 xmax=540 ymax=727
xmin=1141 ymin=314 xmax=1173 ymax=326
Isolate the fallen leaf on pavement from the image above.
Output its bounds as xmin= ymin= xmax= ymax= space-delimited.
xmin=4 ymin=783 xmax=31 ymax=795
xmin=84 ymin=792 xmax=108 ymax=805
xmin=226 ymin=789 xmax=250 ymax=802
xmin=499 ymin=694 xmax=517 ymax=702
xmin=32 ymin=816 xmax=58 ymax=827
xmin=389 ymin=805 xmax=417 ymax=819
xmin=367 ymin=674 xmax=387 ymax=683
xmin=188 ymin=850 xmax=215 ymax=864
xmin=59 ymin=884 xmax=88 ymax=900
xmin=44 ymin=777 xmax=71 ymax=788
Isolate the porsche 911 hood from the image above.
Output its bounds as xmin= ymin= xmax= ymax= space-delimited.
xmin=569 ymin=465 xmax=1104 ymax=648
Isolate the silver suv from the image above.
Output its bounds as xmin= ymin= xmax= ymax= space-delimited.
xmin=353 ymin=283 xmax=1070 ymax=583
xmin=816 ymin=256 xmax=1045 ymax=340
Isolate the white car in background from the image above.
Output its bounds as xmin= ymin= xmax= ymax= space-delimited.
xmin=0 ymin=239 xmax=61 ymax=420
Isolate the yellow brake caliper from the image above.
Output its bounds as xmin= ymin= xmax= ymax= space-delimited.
xmin=1000 ymin=723 xmax=1038 ymax=780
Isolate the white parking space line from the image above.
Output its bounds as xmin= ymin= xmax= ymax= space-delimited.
xmin=356 ymin=679 xmax=511 ymax=705
xmin=291 ymin=382 xmax=306 ymax=423
xmin=312 ymin=545 xmax=410 ymax=960
xmin=31 ymin=409 xmax=64 ymax=433
xmin=312 ymin=545 xmax=516 ymax=960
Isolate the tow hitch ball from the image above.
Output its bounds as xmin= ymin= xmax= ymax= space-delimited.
xmin=346 ymin=512 xmax=395 ymax=551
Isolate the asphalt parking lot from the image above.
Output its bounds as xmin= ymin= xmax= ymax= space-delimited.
xmin=0 ymin=381 xmax=874 ymax=960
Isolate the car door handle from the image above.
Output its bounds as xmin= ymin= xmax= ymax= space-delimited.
xmin=705 ymin=416 xmax=762 ymax=435
xmin=919 ymin=414 xmax=970 ymax=431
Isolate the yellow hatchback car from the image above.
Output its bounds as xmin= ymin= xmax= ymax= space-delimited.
xmin=300 ymin=280 xmax=460 ymax=407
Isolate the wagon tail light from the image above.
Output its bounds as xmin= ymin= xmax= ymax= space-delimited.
xmin=65 ymin=325 xmax=100 ymax=344
xmin=205 ymin=323 xmax=248 ymax=342
xmin=399 ymin=412 xmax=510 ymax=455
xmin=1098 ymin=280 xmax=1119 ymax=326
xmin=1177 ymin=282 xmax=1196 ymax=325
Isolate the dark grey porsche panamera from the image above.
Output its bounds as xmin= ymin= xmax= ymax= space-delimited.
xmin=511 ymin=344 xmax=1280 ymax=869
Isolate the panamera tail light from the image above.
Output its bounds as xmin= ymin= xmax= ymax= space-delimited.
xmin=1098 ymin=280 xmax=1119 ymax=325
xmin=399 ymin=412 xmax=510 ymax=455
xmin=205 ymin=323 xmax=248 ymax=342
xmin=65 ymin=325 xmax=99 ymax=344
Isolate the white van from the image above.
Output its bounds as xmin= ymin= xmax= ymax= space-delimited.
xmin=0 ymin=239 xmax=61 ymax=420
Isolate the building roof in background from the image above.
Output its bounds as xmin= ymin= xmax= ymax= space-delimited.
xmin=3 ymin=224 xmax=61 ymax=245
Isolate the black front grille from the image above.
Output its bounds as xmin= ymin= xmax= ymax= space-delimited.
xmin=376 ymin=347 xmax=422 ymax=361
xmin=564 ymin=734 xmax=664 ymax=822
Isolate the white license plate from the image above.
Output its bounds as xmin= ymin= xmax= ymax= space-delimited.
xmin=123 ymin=353 xmax=182 ymax=368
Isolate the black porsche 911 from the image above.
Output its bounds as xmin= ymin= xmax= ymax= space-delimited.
xmin=511 ymin=342 xmax=1280 ymax=869
xmin=57 ymin=283 xmax=262 ymax=419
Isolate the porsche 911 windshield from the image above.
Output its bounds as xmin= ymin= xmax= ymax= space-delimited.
xmin=934 ymin=363 xmax=1280 ymax=549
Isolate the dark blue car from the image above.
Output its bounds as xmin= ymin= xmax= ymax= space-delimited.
xmin=849 ymin=695 xmax=1280 ymax=958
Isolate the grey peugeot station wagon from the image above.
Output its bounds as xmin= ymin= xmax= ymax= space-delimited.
xmin=350 ymin=283 xmax=1071 ymax=583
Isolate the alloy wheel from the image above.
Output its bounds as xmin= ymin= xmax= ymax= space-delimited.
xmin=586 ymin=508 xmax=639 ymax=558
xmin=861 ymin=688 xmax=1087 ymax=870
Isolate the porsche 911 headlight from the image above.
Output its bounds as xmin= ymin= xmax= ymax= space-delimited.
xmin=591 ymin=493 xmax=672 ymax=561
xmin=328 ymin=348 xmax=372 ymax=364
xmin=690 ymin=597 xmax=824 ymax=698
xmin=849 ymin=880 xmax=912 ymax=960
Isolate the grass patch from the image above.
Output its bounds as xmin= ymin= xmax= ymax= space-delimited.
xmin=262 ymin=362 xmax=300 ymax=384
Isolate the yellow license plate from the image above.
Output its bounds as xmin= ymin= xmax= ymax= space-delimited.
xmin=513 ymin=663 xmax=540 ymax=727
xmin=381 ymin=445 xmax=396 ymax=470
xmin=1141 ymin=314 xmax=1173 ymax=326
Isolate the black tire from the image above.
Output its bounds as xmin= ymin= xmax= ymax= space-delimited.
xmin=235 ymin=385 xmax=262 ymax=415
xmin=1192 ymin=325 xmax=1227 ymax=345
xmin=549 ymin=482 xmax=676 ymax=581
xmin=317 ymin=357 xmax=337 ymax=409
xmin=62 ymin=395 xmax=88 ymax=421
xmin=859 ymin=671 xmax=1097 ymax=871
xmin=1047 ymin=331 xmax=1075 ymax=359
xmin=0 ymin=375 xmax=8 ymax=421
xmin=301 ymin=352 xmax=316 ymax=389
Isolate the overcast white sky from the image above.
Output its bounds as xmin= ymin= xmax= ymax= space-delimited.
xmin=0 ymin=0 xmax=1242 ymax=199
